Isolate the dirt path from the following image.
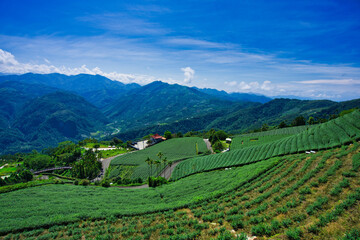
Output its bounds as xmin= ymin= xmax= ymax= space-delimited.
xmin=203 ymin=139 xmax=214 ymax=154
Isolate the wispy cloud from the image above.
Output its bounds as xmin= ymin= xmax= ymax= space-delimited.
xmin=78 ymin=13 xmax=169 ymax=35
xmin=163 ymin=38 xmax=235 ymax=49
xmin=295 ymin=79 xmax=360 ymax=85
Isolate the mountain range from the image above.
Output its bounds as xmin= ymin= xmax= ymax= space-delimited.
xmin=0 ymin=73 xmax=359 ymax=154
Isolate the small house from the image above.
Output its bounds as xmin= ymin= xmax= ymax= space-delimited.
xmin=226 ymin=138 xmax=232 ymax=143
xmin=150 ymin=134 xmax=166 ymax=144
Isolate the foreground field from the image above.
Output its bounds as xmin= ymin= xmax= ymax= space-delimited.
xmin=1 ymin=144 xmax=359 ymax=239
xmin=0 ymin=157 xmax=276 ymax=234
xmin=109 ymin=137 xmax=207 ymax=179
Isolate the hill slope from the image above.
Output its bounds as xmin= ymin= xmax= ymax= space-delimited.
xmin=0 ymin=91 xmax=108 ymax=154
xmin=104 ymin=81 xmax=248 ymax=131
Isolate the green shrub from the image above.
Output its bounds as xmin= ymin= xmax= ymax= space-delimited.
xmin=299 ymin=186 xmax=311 ymax=195
xmin=286 ymin=227 xmax=302 ymax=240
xmin=281 ymin=218 xmax=292 ymax=228
xmin=306 ymin=196 xmax=329 ymax=215
xmin=343 ymin=228 xmax=360 ymax=240
xmin=79 ymin=179 xmax=90 ymax=186
xmin=231 ymin=219 xmax=244 ymax=230
xmin=101 ymin=180 xmax=110 ymax=188
xmin=352 ymin=153 xmax=360 ymax=171
xmin=148 ymin=176 xmax=168 ymax=188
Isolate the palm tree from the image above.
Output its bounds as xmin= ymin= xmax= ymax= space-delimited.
xmin=145 ymin=157 xmax=151 ymax=178
xmin=155 ymin=160 xmax=161 ymax=176
xmin=150 ymin=159 xmax=154 ymax=177
xmin=157 ymin=151 xmax=163 ymax=161
xmin=162 ymin=157 xmax=168 ymax=178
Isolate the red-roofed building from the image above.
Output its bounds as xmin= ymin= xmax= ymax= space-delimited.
xmin=150 ymin=134 xmax=166 ymax=144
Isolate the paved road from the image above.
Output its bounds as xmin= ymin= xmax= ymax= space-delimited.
xmin=159 ymin=161 xmax=181 ymax=179
xmin=92 ymin=153 xmax=127 ymax=182
xmin=117 ymin=184 xmax=149 ymax=189
xmin=203 ymin=139 xmax=214 ymax=154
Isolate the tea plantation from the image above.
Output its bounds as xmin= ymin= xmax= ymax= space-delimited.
xmin=109 ymin=137 xmax=208 ymax=179
xmin=0 ymin=111 xmax=360 ymax=239
xmin=171 ymin=110 xmax=360 ymax=180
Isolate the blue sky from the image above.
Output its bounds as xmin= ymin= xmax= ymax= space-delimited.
xmin=0 ymin=0 xmax=359 ymax=100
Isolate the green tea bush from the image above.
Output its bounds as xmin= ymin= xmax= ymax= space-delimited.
xmin=286 ymin=227 xmax=303 ymax=240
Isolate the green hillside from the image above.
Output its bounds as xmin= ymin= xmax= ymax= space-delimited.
xmin=171 ymin=110 xmax=360 ymax=180
xmin=103 ymin=81 xmax=245 ymax=132
xmin=109 ymin=137 xmax=208 ymax=179
xmin=0 ymin=91 xmax=109 ymax=154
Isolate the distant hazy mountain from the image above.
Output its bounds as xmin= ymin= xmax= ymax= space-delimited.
xmin=104 ymin=81 xmax=255 ymax=132
xmin=194 ymin=87 xmax=272 ymax=103
xmin=0 ymin=73 xmax=140 ymax=107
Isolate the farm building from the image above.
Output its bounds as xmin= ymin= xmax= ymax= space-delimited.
xmin=150 ymin=134 xmax=166 ymax=144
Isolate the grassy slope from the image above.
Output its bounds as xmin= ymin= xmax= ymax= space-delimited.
xmin=0 ymin=158 xmax=276 ymax=233
xmin=109 ymin=137 xmax=208 ymax=179
xmin=171 ymin=111 xmax=360 ymax=180
xmin=1 ymin=145 xmax=359 ymax=239
xmin=231 ymin=134 xmax=291 ymax=150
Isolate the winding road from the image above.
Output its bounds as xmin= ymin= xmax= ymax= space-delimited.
xmin=203 ymin=139 xmax=214 ymax=154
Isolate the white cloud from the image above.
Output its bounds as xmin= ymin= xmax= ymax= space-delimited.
xmin=236 ymin=81 xmax=272 ymax=92
xmin=238 ymin=81 xmax=251 ymax=90
xmin=0 ymin=49 xmax=19 ymax=65
xmin=261 ymin=80 xmax=272 ymax=91
xmin=0 ymin=48 xmax=158 ymax=85
xmin=181 ymin=66 xmax=195 ymax=84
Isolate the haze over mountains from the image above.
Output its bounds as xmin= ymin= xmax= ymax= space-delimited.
xmin=0 ymin=73 xmax=359 ymax=154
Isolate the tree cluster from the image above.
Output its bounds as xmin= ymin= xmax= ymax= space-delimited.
xmin=71 ymin=149 xmax=102 ymax=179
xmin=0 ymin=169 xmax=33 ymax=186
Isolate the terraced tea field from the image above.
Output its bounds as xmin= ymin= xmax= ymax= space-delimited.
xmin=1 ymin=144 xmax=359 ymax=239
xmin=109 ymin=137 xmax=207 ymax=179
xmin=171 ymin=111 xmax=360 ymax=180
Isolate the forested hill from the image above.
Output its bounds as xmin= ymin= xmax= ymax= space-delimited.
xmin=0 ymin=91 xmax=108 ymax=154
xmin=103 ymin=81 xmax=257 ymax=131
